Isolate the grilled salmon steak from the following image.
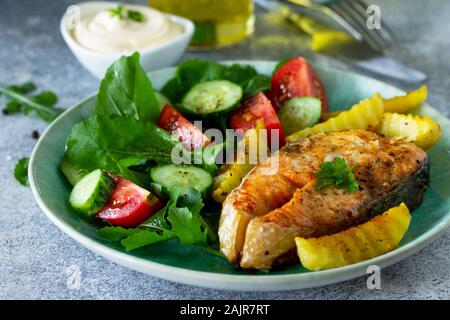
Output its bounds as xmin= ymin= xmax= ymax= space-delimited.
xmin=218 ymin=130 xmax=429 ymax=269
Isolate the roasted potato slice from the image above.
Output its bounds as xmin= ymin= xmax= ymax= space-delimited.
xmin=286 ymin=93 xmax=384 ymax=142
xmin=383 ymin=86 xmax=427 ymax=113
xmin=378 ymin=112 xmax=441 ymax=149
xmin=320 ymin=86 xmax=427 ymax=122
xmin=295 ymin=203 xmax=411 ymax=271
xmin=212 ymin=121 xmax=268 ymax=203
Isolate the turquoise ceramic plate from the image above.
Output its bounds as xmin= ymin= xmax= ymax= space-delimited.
xmin=29 ymin=61 xmax=450 ymax=291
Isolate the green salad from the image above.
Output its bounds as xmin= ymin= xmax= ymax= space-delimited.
xmin=58 ymin=52 xmax=327 ymax=254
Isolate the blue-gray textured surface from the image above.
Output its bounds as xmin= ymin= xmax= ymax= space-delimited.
xmin=0 ymin=0 xmax=449 ymax=300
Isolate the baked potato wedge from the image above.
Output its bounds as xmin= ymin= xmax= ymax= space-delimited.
xmin=286 ymin=93 xmax=384 ymax=142
xmin=295 ymin=203 xmax=411 ymax=271
xmin=320 ymin=86 xmax=427 ymax=122
xmin=212 ymin=121 xmax=268 ymax=203
xmin=383 ymin=86 xmax=427 ymax=113
xmin=378 ymin=113 xmax=441 ymax=149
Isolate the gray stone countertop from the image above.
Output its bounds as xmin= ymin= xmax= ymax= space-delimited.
xmin=0 ymin=0 xmax=448 ymax=299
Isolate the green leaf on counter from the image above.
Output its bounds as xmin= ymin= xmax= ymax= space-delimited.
xmin=14 ymin=157 xmax=29 ymax=186
xmin=0 ymin=84 xmax=63 ymax=122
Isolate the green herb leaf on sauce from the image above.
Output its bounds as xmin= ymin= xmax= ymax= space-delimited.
xmin=107 ymin=4 xmax=144 ymax=23
xmin=127 ymin=10 xmax=144 ymax=22
xmin=315 ymin=157 xmax=359 ymax=193
xmin=107 ymin=4 xmax=125 ymax=19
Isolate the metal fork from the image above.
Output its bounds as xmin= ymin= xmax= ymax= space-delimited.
xmin=284 ymin=0 xmax=395 ymax=52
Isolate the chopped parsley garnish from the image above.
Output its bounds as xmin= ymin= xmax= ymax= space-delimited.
xmin=315 ymin=157 xmax=359 ymax=193
xmin=107 ymin=4 xmax=144 ymax=23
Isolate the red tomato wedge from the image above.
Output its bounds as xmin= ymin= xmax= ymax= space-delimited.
xmin=97 ymin=177 xmax=163 ymax=227
xmin=270 ymin=57 xmax=329 ymax=112
xmin=230 ymin=92 xmax=286 ymax=146
xmin=157 ymin=103 xmax=210 ymax=151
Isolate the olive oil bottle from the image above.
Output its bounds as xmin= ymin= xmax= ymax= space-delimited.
xmin=150 ymin=0 xmax=254 ymax=48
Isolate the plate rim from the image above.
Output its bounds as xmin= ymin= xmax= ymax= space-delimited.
xmin=29 ymin=61 xmax=450 ymax=291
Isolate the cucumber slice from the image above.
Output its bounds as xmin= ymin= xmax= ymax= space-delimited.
xmin=278 ymin=97 xmax=322 ymax=135
xmin=69 ymin=169 xmax=115 ymax=215
xmin=155 ymin=91 xmax=170 ymax=112
xmin=181 ymin=80 xmax=243 ymax=115
xmin=150 ymin=164 xmax=213 ymax=196
xmin=60 ymin=159 xmax=88 ymax=186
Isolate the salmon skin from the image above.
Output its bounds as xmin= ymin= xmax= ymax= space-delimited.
xmin=218 ymin=130 xmax=429 ymax=270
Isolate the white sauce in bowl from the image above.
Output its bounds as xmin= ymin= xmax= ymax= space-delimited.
xmin=72 ymin=4 xmax=183 ymax=53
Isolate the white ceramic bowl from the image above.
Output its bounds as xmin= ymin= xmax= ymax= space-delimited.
xmin=60 ymin=1 xmax=194 ymax=79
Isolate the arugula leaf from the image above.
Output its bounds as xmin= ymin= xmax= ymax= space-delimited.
xmin=315 ymin=157 xmax=359 ymax=193
xmin=168 ymin=205 xmax=207 ymax=246
xmin=2 ymin=82 xmax=37 ymax=114
xmin=0 ymin=85 xmax=63 ymax=122
xmin=96 ymin=226 xmax=139 ymax=241
xmin=120 ymin=229 xmax=173 ymax=251
xmin=27 ymin=91 xmax=59 ymax=121
xmin=0 ymin=82 xmax=36 ymax=99
xmin=95 ymin=52 xmax=160 ymax=123
xmin=4 ymin=100 xmax=21 ymax=114
xmin=14 ymin=157 xmax=29 ymax=186
xmin=97 ymin=226 xmax=172 ymax=251
xmin=32 ymin=91 xmax=58 ymax=106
